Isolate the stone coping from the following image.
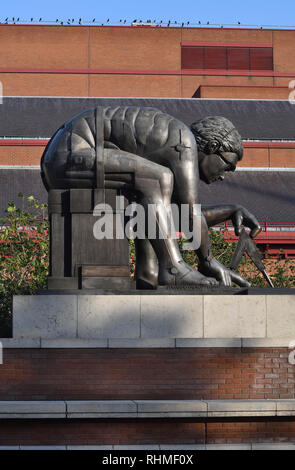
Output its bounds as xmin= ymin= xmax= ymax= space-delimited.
xmin=0 ymin=400 xmax=294 ymax=419
xmin=10 ymin=294 xmax=295 ymax=343
xmin=1 ymin=337 xmax=295 ymax=348
xmin=1 ymin=444 xmax=295 ymax=450
xmin=37 ymin=288 xmax=295 ymax=295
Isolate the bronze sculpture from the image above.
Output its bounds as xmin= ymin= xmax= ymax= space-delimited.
xmin=41 ymin=106 xmax=261 ymax=289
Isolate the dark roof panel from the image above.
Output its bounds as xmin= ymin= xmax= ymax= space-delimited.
xmin=0 ymin=97 xmax=295 ymax=140
xmin=199 ymin=171 xmax=295 ymax=222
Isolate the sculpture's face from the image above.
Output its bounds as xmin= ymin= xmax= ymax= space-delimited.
xmin=198 ymin=140 xmax=239 ymax=184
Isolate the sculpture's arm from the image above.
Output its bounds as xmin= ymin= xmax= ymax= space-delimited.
xmin=202 ymin=204 xmax=261 ymax=238
xmin=169 ymin=153 xmax=252 ymax=287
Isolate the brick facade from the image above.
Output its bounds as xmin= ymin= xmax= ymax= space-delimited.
xmin=0 ymin=348 xmax=294 ymax=401
xmin=0 ymin=418 xmax=295 ymax=446
xmin=0 ymin=24 xmax=294 ymax=99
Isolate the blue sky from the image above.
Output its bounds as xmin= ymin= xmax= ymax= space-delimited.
xmin=1 ymin=0 xmax=294 ymax=27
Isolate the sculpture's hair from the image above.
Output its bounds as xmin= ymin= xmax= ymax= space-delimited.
xmin=190 ymin=116 xmax=243 ymax=160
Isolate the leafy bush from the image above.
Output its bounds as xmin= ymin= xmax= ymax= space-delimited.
xmin=0 ymin=195 xmax=49 ymax=336
xmin=180 ymin=226 xmax=295 ymax=288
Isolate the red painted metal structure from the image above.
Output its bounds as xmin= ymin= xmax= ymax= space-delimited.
xmin=222 ymin=222 xmax=295 ymax=258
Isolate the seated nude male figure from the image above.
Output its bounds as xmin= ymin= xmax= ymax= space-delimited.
xmin=41 ymin=106 xmax=261 ymax=288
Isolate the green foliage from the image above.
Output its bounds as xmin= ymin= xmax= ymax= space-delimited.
xmin=129 ymin=238 xmax=136 ymax=278
xmin=178 ymin=226 xmax=238 ymax=268
xmin=179 ymin=225 xmax=295 ymax=288
xmin=0 ymin=195 xmax=49 ymax=336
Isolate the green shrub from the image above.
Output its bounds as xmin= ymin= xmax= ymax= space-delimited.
xmin=180 ymin=226 xmax=295 ymax=288
xmin=0 ymin=194 xmax=49 ymax=336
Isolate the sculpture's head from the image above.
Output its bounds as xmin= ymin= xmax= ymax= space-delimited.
xmin=190 ymin=116 xmax=243 ymax=184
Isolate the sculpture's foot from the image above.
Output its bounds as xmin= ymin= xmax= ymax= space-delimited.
xmin=136 ymin=278 xmax=158 ymax=290
xmin=158 ymin=261 xmax=219 ymax=287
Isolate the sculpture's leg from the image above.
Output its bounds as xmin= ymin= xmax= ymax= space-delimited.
xmin=135 ymin=238 xmax=158 ymax=289
xmin=104 ymin=149 xmax=218 ymax=286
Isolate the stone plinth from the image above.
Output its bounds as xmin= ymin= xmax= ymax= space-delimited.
xmin=11 ymin=292 xmax=295 ymax=347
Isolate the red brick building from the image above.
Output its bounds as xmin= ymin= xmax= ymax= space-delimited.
xmin=0 ymin=24 xmax=294 ymax=99
xmin=0 ymin=25 xmax=295 ymax=451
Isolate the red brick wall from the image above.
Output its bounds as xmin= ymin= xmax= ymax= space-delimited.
xmin=198 ymin=85 xmax=291 ymax=100
xmin=0 ymin=25 xmax=294 ymax=98
xmin=0 ymin=348 xmax=294 ymax=401
xmin=0 ymin=419 xmax=295 ymax=445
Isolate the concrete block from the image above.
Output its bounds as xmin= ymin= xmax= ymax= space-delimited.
xmin=41 ymin=338 xmax=108 ymax=348
xmin=204 ymin=296 xmax=266 ymax=338
xmin=267 ymin=296 xmax=295 ymax=338
xmin=137 ymin=412 xmax=206 ymax=418
xmin=0 ymin=338 xmax=41 ymax=348
xmin=13 ymin=295 xmax=77 ymax=339
xmin=135 ymin=400 xmax=207 ymax=414
xmin=207 ymin=399 xmax=276 ymax=416
xmin=206 ymin=444 xmax=251 ymax=450
xmin=160 ymin=445 xmax=206 ymax=450
xmin=0 ymin=401 xmax=66 ymax=415
xmin=114 ymin=445 xmax=160 ymax=450
xmin=0 ymin=401 xmax=66 ymax=418
xmin=0 ymin=446 xmax=20 ymax=450
xmin=67 ymin=412 xmax=136 ymax=418
xmin=207 ymin=399 xmax=277 ymax=411
xmin=276 ymin=400 xmax=295 ymax=411
xmin=109 ymin=338 xmax=175 ymax=348
xmin=20 ymin=446 xmax=67 ymax=450
xmin=66 ymin=400 xmax=136 ymax=414
xmin=141 ymin=295 xmax=203 ymax=338
xmin=252 ymin=443 xmax=295 ymax=450
xmin=208 ymin=411 xmax=276 ymax=417
xmin=242 ymin=338 xmax=295 ymax=348
xmin=78 ymin=296 xmax=140 ymax=339
xmin=67 ymin=446 xmax=114 ymax=450
xmin=276 ymin=400 xmax=295 ymax=415
xmin=176 ymin=338 xmax=242 ymax=348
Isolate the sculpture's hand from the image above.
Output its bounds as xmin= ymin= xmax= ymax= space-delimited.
xmin=231 ymin=206 xmax=261 ymax=238
xmin=198 ymin=257 xmax=250 ymax=287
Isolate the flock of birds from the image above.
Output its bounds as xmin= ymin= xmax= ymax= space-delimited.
xmin=0 ymin=18 xmax=293 ymax=29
